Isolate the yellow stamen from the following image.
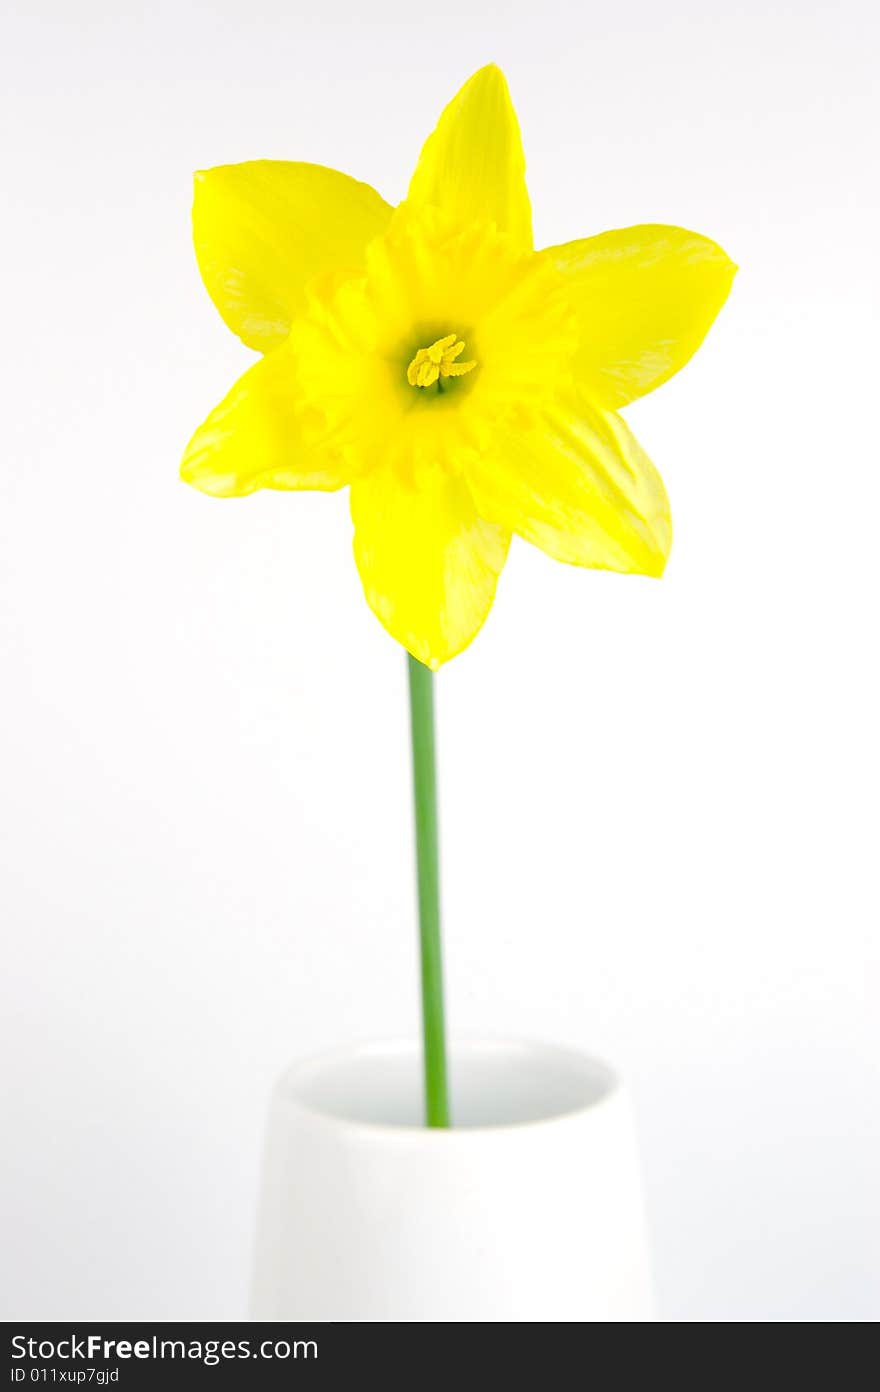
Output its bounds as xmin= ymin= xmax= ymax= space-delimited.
xmin=407 ymin=333 xmax=477 ymax=389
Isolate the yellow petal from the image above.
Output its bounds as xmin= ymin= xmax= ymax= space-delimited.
xmin=181 ymin=345 xmax=350 ymax=498
xmin=407 ymin=65 xmax=532 ymax=250
xmin=351 ymin=464 xmax=510 ymax=668
xmin=543 ymin=225 xmax=736 ymax=408
xmin=468 ymin=391 xmax=671 ymax=576
xmin=193 ymin=161 xmax=393 ymax=351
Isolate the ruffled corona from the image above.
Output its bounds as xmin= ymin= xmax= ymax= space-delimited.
xmin=286 ymin=205 xmax=578 ymax=497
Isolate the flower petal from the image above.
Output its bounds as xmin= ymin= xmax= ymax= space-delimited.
xmin=193 ymin=161 xmax=393 ymax=351
xmin=542 ymin=225 xmax=736 ymax=408
xmin=351 ymin=464 xmax=510 ymax=668
xmin=181 ymin=345 xmax=351 ymax=498
xmin=407 ymin=65 xmax=532 ymax=250
xmin=467 ymin=392 xmax=671 ymax=577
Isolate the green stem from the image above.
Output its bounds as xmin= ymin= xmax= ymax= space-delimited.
xmin=407 ymin=652 xmax=451 ymax=1128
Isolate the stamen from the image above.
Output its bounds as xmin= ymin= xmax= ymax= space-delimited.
xmin=407 ymin=334 xmax=476 ymax=389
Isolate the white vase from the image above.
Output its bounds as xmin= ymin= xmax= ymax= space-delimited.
xmin=250 ymin=1038 xmax=654 ymax=1322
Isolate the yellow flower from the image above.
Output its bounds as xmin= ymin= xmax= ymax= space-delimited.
xmin=182 ymin=65 xmax=735 ymax=669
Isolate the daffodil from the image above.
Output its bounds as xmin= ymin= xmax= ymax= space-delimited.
xmin=182 ymin=65 xmax=735 ymax=668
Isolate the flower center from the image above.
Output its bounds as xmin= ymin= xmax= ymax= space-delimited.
xmin=406 ymin=333 xmax=476 ymax=389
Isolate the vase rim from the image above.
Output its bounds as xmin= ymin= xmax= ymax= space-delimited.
xmin=272 ymin=1036 xmax=623 ymax=1137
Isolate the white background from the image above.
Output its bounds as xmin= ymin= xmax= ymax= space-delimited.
xmin=2 ymin=0 xmax=878 ymax=1323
